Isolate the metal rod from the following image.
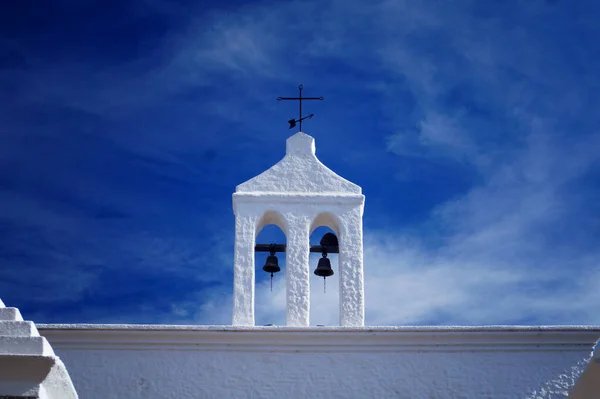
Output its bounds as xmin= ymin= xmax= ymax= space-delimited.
xmin=255 ymin=244 xmax=339 ymax=254
xmin=277 ymin=97 xmax=323 ymax=100
xmin=299 ymin=84 xmax=303 ymax=131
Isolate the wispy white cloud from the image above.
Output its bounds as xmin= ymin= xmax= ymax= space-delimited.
xmin=195 ymin=224 xmax=599 ymax=326
xmin=186 ymin=0 xmax=600 ymax=326
xmin=2 ymin=0 xmax=599 ymax=327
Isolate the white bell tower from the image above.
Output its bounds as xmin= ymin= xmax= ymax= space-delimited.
xmin=232 ymin=132 xmax=365 ymax=327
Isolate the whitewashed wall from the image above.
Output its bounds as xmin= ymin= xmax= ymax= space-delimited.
xmin=38 ymin=325 xmax=600 ymax=399
xmin=232 ymin=132 xmax=365 ymax=327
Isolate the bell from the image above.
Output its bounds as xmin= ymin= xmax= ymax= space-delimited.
xmin=314 ymin=253 xmax=333 ymax=294
xmin=263 ymin=250 xmax=280 ymax=292
xmin=263 ymin=254 xmax=281 ymax=274
xmin=314 ymin=254 xmax=334 ymax=278
xmin=320 ymin=232 xmax=339 ymax=249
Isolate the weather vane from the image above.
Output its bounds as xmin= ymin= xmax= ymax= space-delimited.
xmin=277 ymin=84 xmax=324 ymax=131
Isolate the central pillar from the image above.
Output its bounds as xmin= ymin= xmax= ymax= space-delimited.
xmin=284 ymin=214 xmax=310 ymax=326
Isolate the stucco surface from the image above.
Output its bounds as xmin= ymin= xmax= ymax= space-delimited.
xmin=56 ymin=350 xmax=591 ymax=399
xmin=236 ymin=132 xmax=361 ymax=194
xmin=0 ymin=300 xmax=78 ymax=399
xmin=232 ymin=132 xmax=365 ymax=327
xmin=39 ymin=325 xmax=600 ymax=399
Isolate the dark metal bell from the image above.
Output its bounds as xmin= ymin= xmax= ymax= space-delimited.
xmin=263 ymin=254 xmax=281 ymax=274
xmin=314 ymin=255 xmax=334 ymax=277
xmin=320 ymin=232 xmax=339 ymax=248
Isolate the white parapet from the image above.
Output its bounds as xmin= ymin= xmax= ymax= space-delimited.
xmin=36 ymin=324 xmax=600 ymax=399
xmin=0 ymin=298 xmax=78 ymax=399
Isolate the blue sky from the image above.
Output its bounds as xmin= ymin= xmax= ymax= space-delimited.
xmin=1 ymin=0 xmax=599 ymax=326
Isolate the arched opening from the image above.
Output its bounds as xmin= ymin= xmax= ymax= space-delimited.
xmin=254 ymin=211 xmax=286 ymax=326
xmin=309 ymin=213 xmax=341 ymax=326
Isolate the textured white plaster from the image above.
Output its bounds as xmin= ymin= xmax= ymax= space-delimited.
xmin=236 ymin=132 xmax=361 ymax=194
xmin=0 ymin=299 xmax=78 ymax=398
xmin=283 ymin=212 xmax=311 ymax=326
xmin=233 ymin=132 xmax=365 ymax=327
xmin=338 ymin=207 xmax=364 ymax=326
xmin=38 ymin=325 xmax=600 ymax=399
xmin=0 ymin=336 xmax=55 ymax=356
xmin=232 ymin=213 xmax=259 ymax=326
xmin=0 ymin=320 xmax=39 ymax=337
xmin=0 ymin=307 xmax=24 ymax=321
xmin=36 ymin=324 xmax=600 ymax=332
xmin=41 ymin=357 xmax=80 ymax=399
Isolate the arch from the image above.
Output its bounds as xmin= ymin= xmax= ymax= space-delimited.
xmin=309 ymin=212 xmax=341 ymax=237
xmin=309 ymin=222 xmax=340 ymax=326
xmin=309 ymin=212 xmax=342 ymax=327
xmin=254 ymin=215 xmax=287 ymax=326
xmin=256 ymin=210 xmax=287 ymax=237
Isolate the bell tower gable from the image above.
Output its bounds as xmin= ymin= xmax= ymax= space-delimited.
xmin=236 ymin=132 xmax=361 ymax=195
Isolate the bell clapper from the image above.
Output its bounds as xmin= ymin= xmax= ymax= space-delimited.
xmin=270 ymin=272 xmax=273 ymax=292
xmin=324 ymin=276 xmax=326 ymax=294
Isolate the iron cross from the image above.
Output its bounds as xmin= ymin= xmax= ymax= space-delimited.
xmin=277 ymin=84 xmax=324 ymax=131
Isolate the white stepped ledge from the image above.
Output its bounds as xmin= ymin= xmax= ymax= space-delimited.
xmin=0 ymin=299 xmax=78 ymax=399
xmin=0 ymin=354 xmax=71 ymax=398
xmin=0 ymin=320 xmax=39 ymax=337
xmin=0 ymin=307 xmax=24 ymax=321
xmin=0 ymin=336 xmax=55 ymax=356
